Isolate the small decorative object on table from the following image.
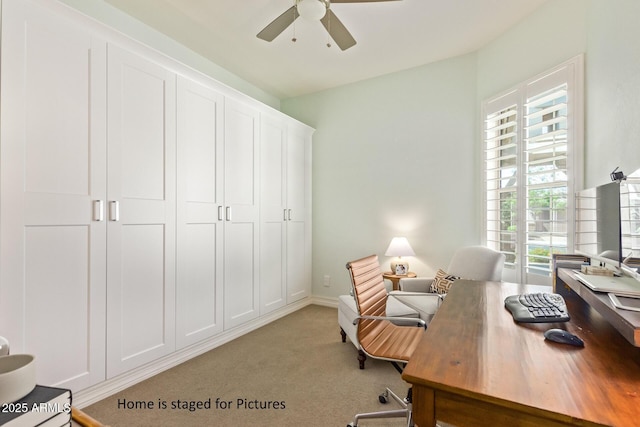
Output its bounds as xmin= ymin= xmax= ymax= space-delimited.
xmin=395 ymin=264 xmax=407 ymax=275
xmin=580 ymin=265 xmax=614 ymax=276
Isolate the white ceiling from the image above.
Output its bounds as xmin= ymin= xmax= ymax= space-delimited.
xmin=103 ymin=0 xmax=549 ymax=99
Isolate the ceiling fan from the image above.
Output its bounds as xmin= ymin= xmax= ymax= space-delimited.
xmin=257 ymin=0 xmax=402 ymax=51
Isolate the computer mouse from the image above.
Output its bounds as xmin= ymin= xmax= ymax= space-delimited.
xmin=544 ymin=328 xmax=584 ymax=347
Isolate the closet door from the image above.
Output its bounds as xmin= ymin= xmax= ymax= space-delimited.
xmin=260 ymin=115 xmax=287 ymax=314
xmin=0 ymin=0 xmax=107 ymax=391
xmin=176 ymin=76 xmax=224 ymax=348
xmin=286 ymin=125 xmax=312 ymax=303
xmin=106 ymin=45 xmax=176 ymax=377
xmin=223 ymin=99 xmax=260 ymax=329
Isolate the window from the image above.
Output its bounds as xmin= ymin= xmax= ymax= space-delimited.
xmin=483 ymin=56 xmax=584 ymax=285
xmin=621 ymin=175 xmax=640 ymax=260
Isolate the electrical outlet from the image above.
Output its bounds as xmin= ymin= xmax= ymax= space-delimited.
xmin=323 ymin=274 xmax=331 ymax=287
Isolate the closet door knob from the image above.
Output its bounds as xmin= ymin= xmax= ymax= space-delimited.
xmin=218 ymin=206 xmax=223 ymax=221
xmin=225 ymin=206 xmax=232 ymax=221
xmin=93 ymin=200 xmax=104 ymax=222
xmin=109 ymin=201 xmax=120 ymax=222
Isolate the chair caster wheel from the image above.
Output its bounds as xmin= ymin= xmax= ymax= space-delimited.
xmin=378 ymin=394 xmax=388 ymax=404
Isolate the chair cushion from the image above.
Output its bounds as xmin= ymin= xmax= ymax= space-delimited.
xmin=389 ymin=293 xmax=440 ymax=324
xmin=397 ymin=277 xmax=433 ymax=292
xmin=339 ymin=294 xmax=419 ymax=321
xmin=386 ymin=296 xmax=420 ymax=318
xmin=430 ymin=269 xmax=460 ymax=294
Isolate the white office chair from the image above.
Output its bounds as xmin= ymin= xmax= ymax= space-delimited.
xmin=391 ymin=246 xmax=505 ymax=321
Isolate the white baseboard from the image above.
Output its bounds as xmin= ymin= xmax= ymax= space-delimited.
xmin=310 ymin=295 xmax=338 ymax=308
xmin=73 ymin=298 xmax=313 ymax=408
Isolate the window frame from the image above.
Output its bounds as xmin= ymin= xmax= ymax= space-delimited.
xmin=481 ymin=55 xmax=584 ymax=286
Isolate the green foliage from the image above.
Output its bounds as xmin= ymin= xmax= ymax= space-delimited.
xmin=528 ymin=247 xmax=550 ymax=263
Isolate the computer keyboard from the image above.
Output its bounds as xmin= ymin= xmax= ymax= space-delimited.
xmin=504 ymin=292 xmax=570 ymax=323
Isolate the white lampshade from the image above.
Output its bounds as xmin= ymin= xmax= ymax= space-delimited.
xmin=297 ymin=0 xmax=326 ymax=21
xmin=385 ymin=237 xmax=415 ymax=275
xmin=385 ymin=237 xmax=415 ymax=257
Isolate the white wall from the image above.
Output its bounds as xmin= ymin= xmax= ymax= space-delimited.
xmin=474 ymin=0 xmax=640 ymax=189
xmin=284 ymin=0 xmax=640 ymax=299
xmin=476 ymin=0 xmax=587 ymax=102
xmin=282 ymin=54 xmax=479 ymax=298
xmin=584 ymin=0 xmax=640 ymax=187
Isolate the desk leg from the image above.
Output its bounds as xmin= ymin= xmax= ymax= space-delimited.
xmin=412 ymin=386 xmax=436 ymax=427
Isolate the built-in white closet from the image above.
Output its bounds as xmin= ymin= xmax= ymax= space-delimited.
xmin=0 ymin=0 xmax=313 ymax=401
xmin=222 ymin=99 xmax=262 ymax=329
xmin=175 ymin=76 xmax=225 ymax=350
xmin=260 ymin=115 xmax=312 ymax=315
xmin=105 ymin=44 xmax=177 ymax=378
xmin=0 ymin=0 xmax=108 ymax=392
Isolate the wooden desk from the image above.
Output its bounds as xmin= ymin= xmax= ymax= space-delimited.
xmin=556 ymin=268 xmax=640 ymax=346
xmin=402 ymin=280 xmax=640 ymax=427
xmin=383 ymin=271 xmax=416 ymax=291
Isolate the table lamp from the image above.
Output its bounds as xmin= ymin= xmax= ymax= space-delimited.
xmin=385 ymin=237 xmax=415 ymax=275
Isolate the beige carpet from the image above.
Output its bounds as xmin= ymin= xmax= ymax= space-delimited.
xmin=82 ymin=305 xmax=412 ymax=426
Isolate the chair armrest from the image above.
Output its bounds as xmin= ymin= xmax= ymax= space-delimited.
xmin=398 ymin=277 xmax=434 ymax=292
xmin=389 ymin=291 xmax=444 ymax=300
xmin=353 ymin=315 xmax=426 ymax=329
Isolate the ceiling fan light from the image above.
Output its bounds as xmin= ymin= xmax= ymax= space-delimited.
xmin=297 ymin=0 xmax=326 ymax=21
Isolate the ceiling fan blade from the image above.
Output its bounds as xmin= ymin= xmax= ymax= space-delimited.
xmin=320 ymin=9 xmax=356 ymax=51
xmin=257 ymin=5 xmax=299 ymax=42
xmin=330 ymin=0 xmax=402 ymax=3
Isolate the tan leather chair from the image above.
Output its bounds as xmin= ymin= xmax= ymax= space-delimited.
xmin=345 ymin=254 xmax=426 ymax=427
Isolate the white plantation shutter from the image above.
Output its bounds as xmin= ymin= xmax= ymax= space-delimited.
xmin=483 ymin=56 xmax=583 ymax=285
xmin=485 ymin=98 xmax=519 ymax=272
xmin=524 ymin=84 xmax=569 ymax=275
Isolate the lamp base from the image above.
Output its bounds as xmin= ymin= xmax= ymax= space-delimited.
xmin=390 ymin=260 xmax=409 ymax=276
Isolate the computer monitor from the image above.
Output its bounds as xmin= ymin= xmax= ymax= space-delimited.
xmin=575 ymin=181 xmax=622 ymax=268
